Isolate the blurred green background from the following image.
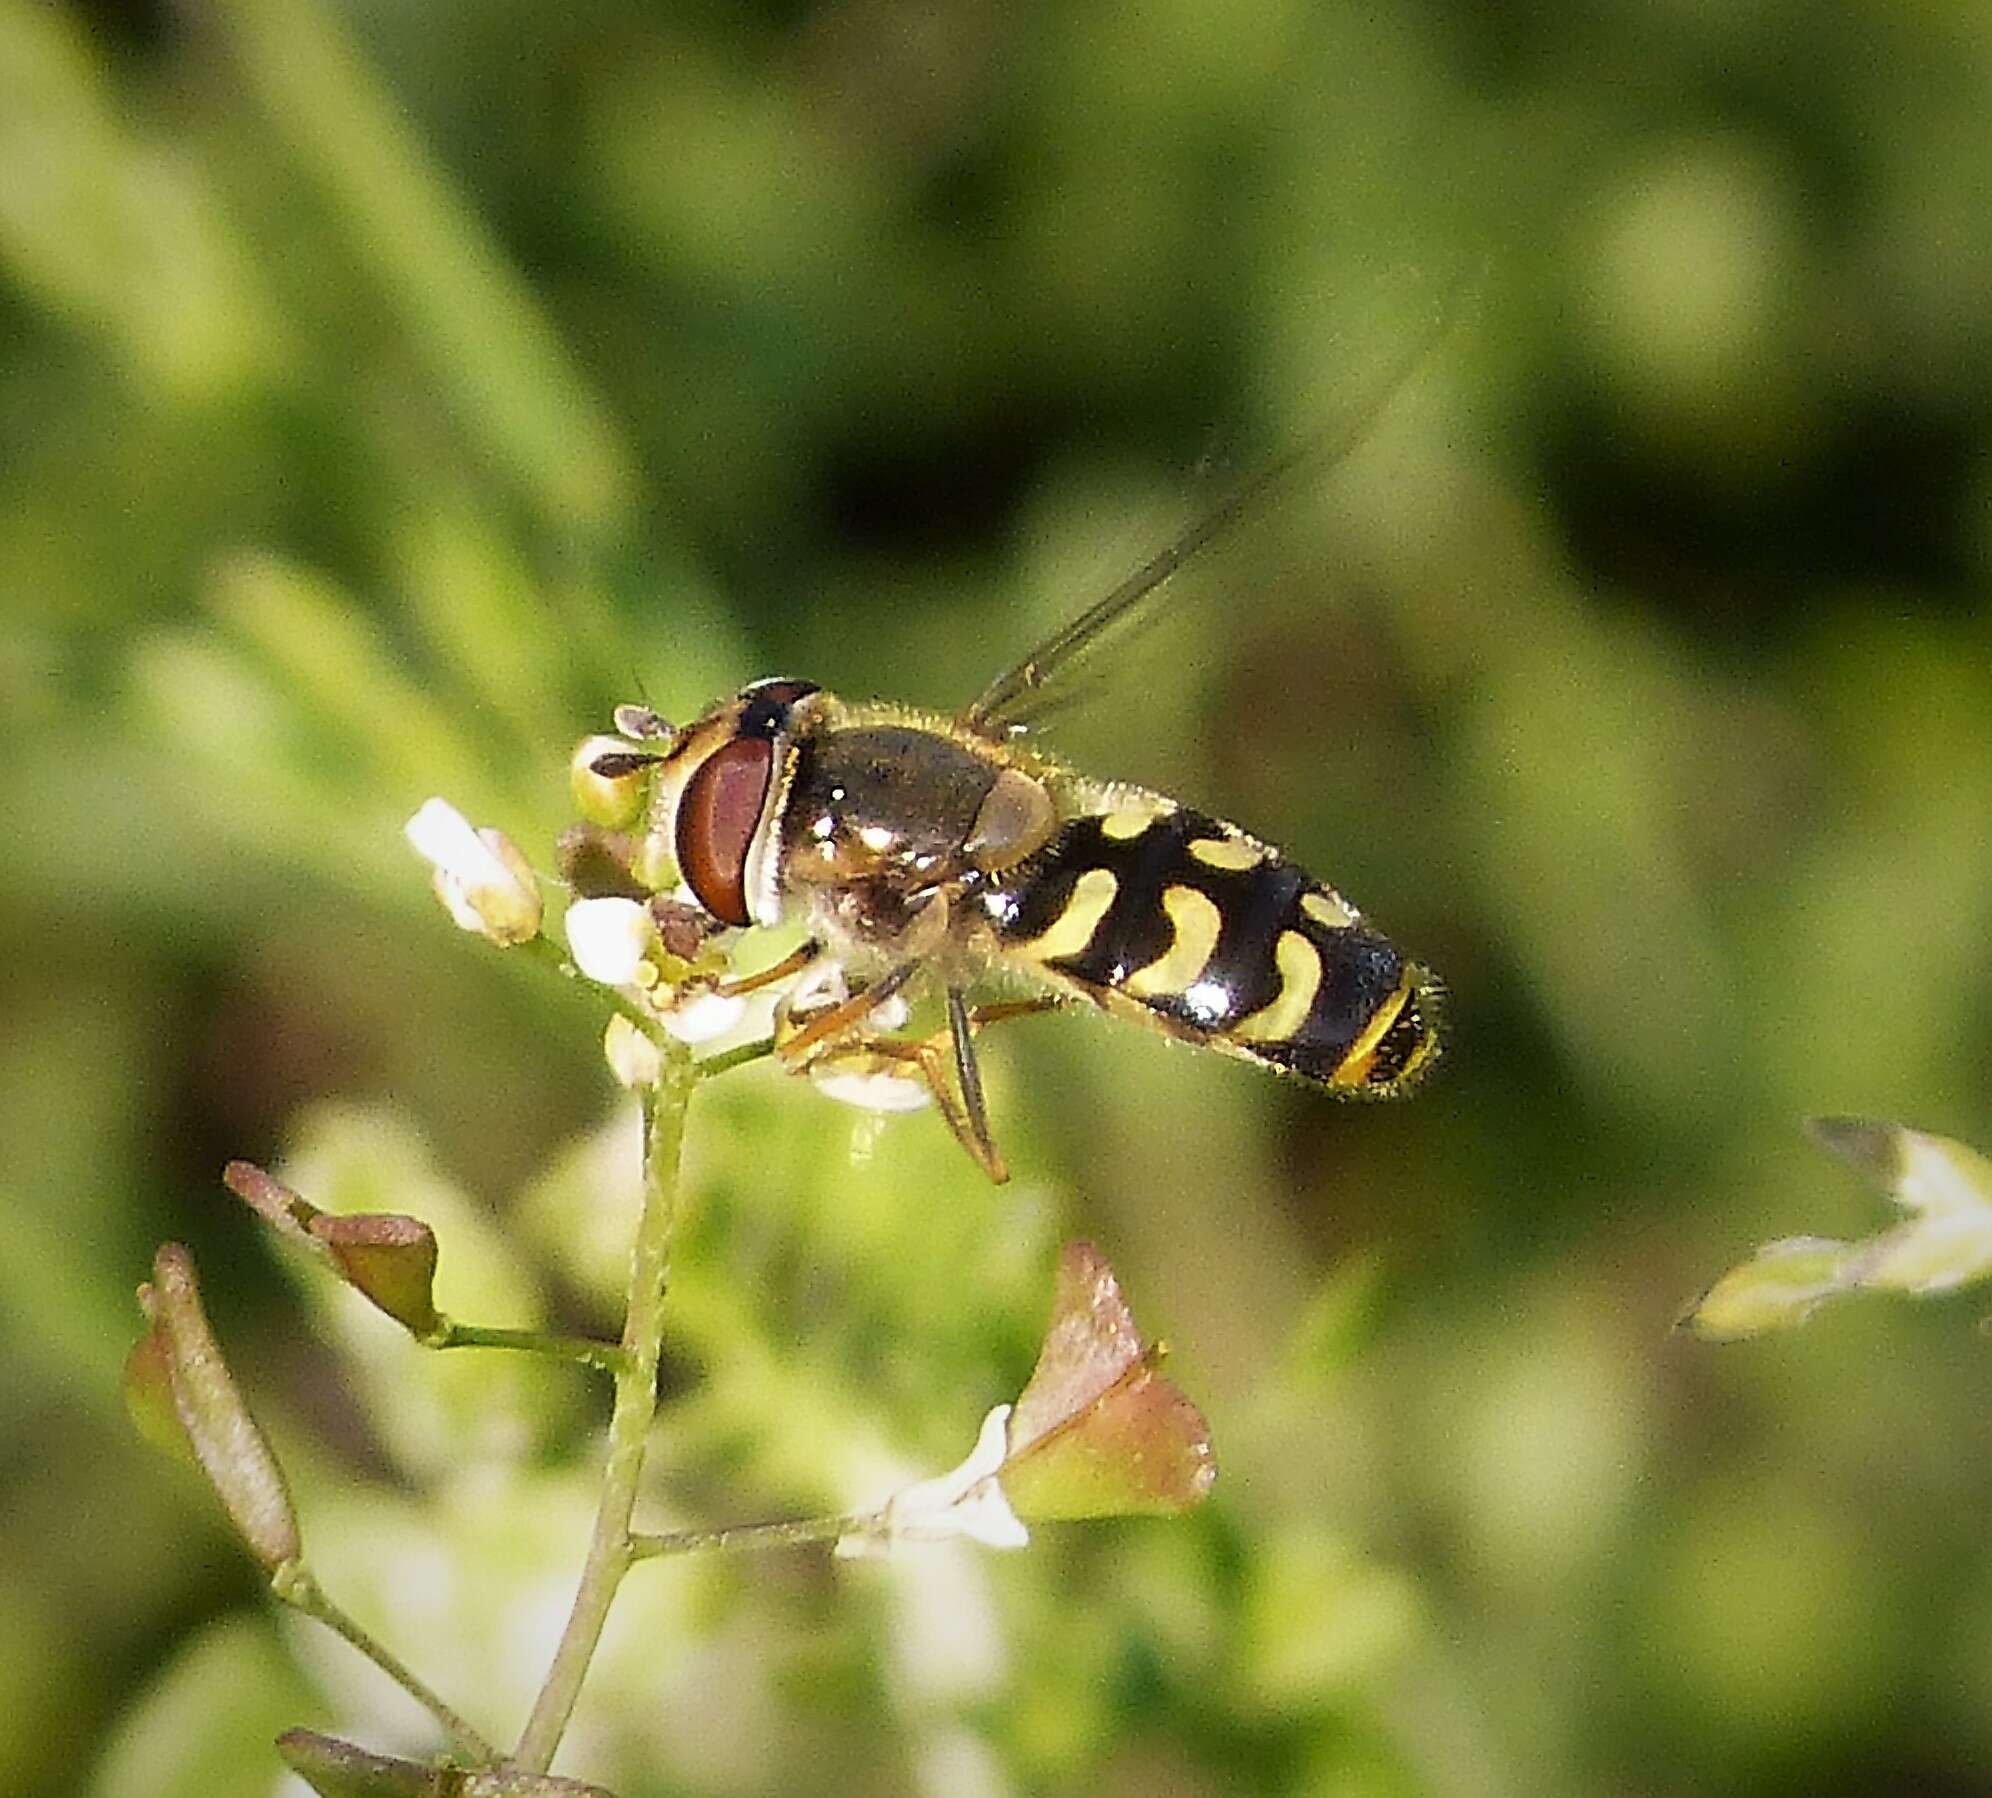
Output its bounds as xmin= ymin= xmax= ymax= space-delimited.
xmin=5 ymin=0 xmax=1992 ymax=1793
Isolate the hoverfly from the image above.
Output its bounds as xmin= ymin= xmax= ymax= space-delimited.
xmin=586 ymin=409 xmax=1445 ymax=1181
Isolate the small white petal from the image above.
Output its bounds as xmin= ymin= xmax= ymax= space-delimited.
xmin=955 ymin=1404 xmax=1017 ymax=1491
xmin=938 ymin=1482 xmax=1030 ymax=1552
xmin=837 ymin=1406 xmax=1028 ymax=1557
xmin=404 ymin=798 xmax=541 ymax=943
xmin=603 ymin=1015 xmax=663 ymax=1089
xmin=812 ymin=1066 xmax=934 ymax=1114
xmin=565 ymin=897 xmax=655 ymax=986
xmin=662 ymin=989 xmax=748 ymax=1045
xmin=404 ymin=797 xmax=487 ymax=877
xmin=432 ymin=869 xmax=492 ymax=935
xmin=787 ymin=958 xmax=851 ymax=1014
xmin=866 ymin=992 xmax=912 ymax=1032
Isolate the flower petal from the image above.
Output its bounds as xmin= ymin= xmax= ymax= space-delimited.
xmin=838 ymin=1405 xmax=1029 ymax=1555
xmin=404 ymin=799 xmax=542 ymax=944
xmin=564 ymin=896 xmax=655 ymax=985
xmin=811 ymin=1065 xmax=935 ymax=1114
xmin=661 ymin=989 xmax=748 ymax=1046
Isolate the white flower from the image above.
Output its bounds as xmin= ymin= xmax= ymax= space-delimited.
xmin=811 ymin=1065 xmax=934 ymax=1114
xmin=603 ymin=1015 xmax=663 ymax=1089
xmin=836 ymin=1405 xmax=1028 ymax=1557
xmin=660 ymin=989 xmax=748 ymax=1046
xmin=403 ymin=799 xmax=542 ymax=945
xmin=564 ymin=896 xmax=655 ymax=986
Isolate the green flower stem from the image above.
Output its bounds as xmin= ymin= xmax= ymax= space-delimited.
xmin=694 ymin=1034 xmax=777 ymax=1079
xmin=520 ymin=932 xmax=777 ymax=1082
xmin=512 ymin=1041 xmax=696 ymax=1774
xmin=520 ymin=933 xmax=661 ymax=1042
xmin=628 ymin=1513 xmax=864 ymax=1561
xmin=272 ymin=1560 xmax=497 ymax=1764
xmin=428 ymin=1320 xmax=627 ymax=1376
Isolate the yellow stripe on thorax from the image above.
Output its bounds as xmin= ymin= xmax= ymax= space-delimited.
xmin=1124 ymin=885 xmax=1223 ymax=998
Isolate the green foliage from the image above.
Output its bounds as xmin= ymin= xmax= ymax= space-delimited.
xmin=5 ymin=0 xmax=1992 ymax=1792
xmin=1685 ymin=1120 xmax=1992 ymax=1338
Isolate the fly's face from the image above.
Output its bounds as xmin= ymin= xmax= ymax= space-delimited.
xmin=632 ymin=677 xmax=823 ymax=931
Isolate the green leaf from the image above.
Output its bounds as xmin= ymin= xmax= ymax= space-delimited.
xmin=1283 ymin=1249 xmax=1390 ymax=1390
xmin=1680 ymin=1237 xmax=1862 ymax=1341
xmin=1683 ymin=1120 xmax=1992 ymax=1339
xmin=86 ymin=1615 xmax=320 ymax=1798
xmin=205 ymin=0 xmax=637 ymax=534
xmin=1239 ymin=1529 xmax=1424 ymax=1710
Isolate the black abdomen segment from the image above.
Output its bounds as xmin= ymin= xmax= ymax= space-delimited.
xmin=982 ymin=800 xmax=1441 ymax=1092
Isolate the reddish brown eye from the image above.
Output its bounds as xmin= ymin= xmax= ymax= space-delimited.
xmin=676 ymin=736 xmax=774 ymax=926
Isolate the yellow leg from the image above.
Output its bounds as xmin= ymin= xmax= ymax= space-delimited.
xmin=805 ymin=994 xmax=1061 ymax=1183
xmin=716 ymin=938 xmax=820 ymax=998
xmin=775 ymin=962 xmax=919 ymax=1062
xmin=849 ymin=1030 xmax=1009 ymax=1184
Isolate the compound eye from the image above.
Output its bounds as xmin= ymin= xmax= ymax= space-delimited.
xmin=676 ymin=736 xmax=774 ymax=927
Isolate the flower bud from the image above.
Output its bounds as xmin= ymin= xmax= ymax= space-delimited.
xmin=404 ymin=799 xmax=542 ymax=945
xmin=604 ymin=1014 xmax=663 ymax=1089
xmin=570 ymin=734 xmax=655 ymax=830
xmin=564 ymin=896 xmax=656 ymax=986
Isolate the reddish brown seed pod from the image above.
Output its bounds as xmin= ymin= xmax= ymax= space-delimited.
xmin=675 ymin=736 xmax=774 ymax=927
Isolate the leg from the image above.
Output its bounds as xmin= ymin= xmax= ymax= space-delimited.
xmin=833 ymin=1028 xmax=1009 ymax=1184
xmin=964 ymin=997 xmax=1059 ymax=1030
xmin=787 ymin=984 xmax=1060 ymax=1183
xmin=945 ymin=986 xmax=1006 ymax=1183
xmin=776 ymin=961 xmax=919 ymax=1062
xmin=716 ymin=938 xmax=821 ymax=998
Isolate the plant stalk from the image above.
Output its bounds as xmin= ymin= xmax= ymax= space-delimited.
xmin=628 ymin=1514 xmax=864 ymax=1560
xmin=512 ymin=1042 xmax=696 ymax=1772
xmin=432 ymin=1320 xmax=626 ymax=1375
xmin=273 ymin=1561 xmax=497 ymax=1763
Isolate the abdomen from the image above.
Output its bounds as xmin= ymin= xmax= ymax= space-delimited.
xmin=981 ymin=795 xmax=1442 ymax=1094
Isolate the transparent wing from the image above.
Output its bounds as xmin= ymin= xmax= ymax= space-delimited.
xmin=959 ymin=286 xmax=1464 ymax=742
